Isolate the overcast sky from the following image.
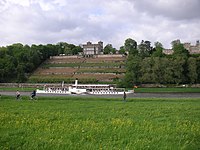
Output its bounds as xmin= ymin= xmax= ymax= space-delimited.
xmin=0 ymin=0 xmax=200 ymax=49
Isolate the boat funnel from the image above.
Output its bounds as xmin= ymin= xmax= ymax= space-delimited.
xmin=61 ymin=81 xmax=64 ymax=88
xmin=75 ymin=79 xmax=78 ymax=86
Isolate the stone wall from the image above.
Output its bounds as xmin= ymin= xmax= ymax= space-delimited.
xmin=50 ymin=55 xmax=78 ymax=59
xmin=0 ymin=83 xmax=64 ymax=88
xmin=183 ymin=40 xmax=200 ymax=54
xmin=96 ymin=54 xmax=124 ymax=58
xmin=1 ymin=83 xmax=200 ymax=88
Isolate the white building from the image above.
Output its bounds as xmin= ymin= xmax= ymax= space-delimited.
xmin=82 ymin=41 xmax=103 ymax=55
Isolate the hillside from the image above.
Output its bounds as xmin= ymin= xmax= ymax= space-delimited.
xmin=28 ymin=54 xmax=127 ymax=84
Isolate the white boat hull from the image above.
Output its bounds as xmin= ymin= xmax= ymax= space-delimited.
xmin=36 ymin=89 xmax=71 ymax=94
xmin=36 ymin=80 xmax=134 ymax=95
xmin=36 ymin=89 xmax=134 ymax=95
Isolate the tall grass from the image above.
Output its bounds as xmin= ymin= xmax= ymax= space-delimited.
xmin=0 ymin=96 xmax=200 ymax=149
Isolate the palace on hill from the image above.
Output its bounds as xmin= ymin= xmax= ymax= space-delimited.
xmin=163 ymin=40 xmax=200 ymax=55
xmin=82 ymin=41 xmax=104 ymax=55
xmin=81 ymin=40 xmax=200 ymax=56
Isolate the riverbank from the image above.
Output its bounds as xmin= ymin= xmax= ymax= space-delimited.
xmin=1 ymin=91 xmax=200 ymax=99
xmin=1 ymin=87 xmax=200 ymax=93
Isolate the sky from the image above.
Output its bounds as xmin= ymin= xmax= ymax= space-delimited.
xmin=0 ymin=0 xmax=200 ymax=49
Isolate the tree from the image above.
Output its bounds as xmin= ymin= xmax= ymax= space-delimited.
xmin=0 ymin=58 xmax=6 ymax=82
xmin=171 ymin=41 xmax=189 ymax=58
xmin=0 ymin=47 xmax=7 ymax=58
xmin=121 ymin=55 xmax=141 ymax=87
xmin=104 ymin=44 xmax=116 ymax=54
xmin=72 ymin=46 xmax=83 ymax=55
xmin=139 ymin=57 xmax=154 ymax=83
xmin=46 ymin=44 xmax=59 ymax=57
xmin=57 ymin=42 xmax=82 ymax=55
xmin=31 ymin=51 xmax=41 ymax=68
xmin=64 ymin=44 xmax=75 ymax=55
xmin=138 ymin=40 xmax=152 ymax=58
xmin=124 ymin=38 xmax=138 ymax=55
xmin=119 ymin=46 xmax=126 ymax=54
xmin=39 ymin=45 xmax=49 ymax=60
xmin=152 ymin=42 xmax=164 ymax=57
xmin=172 ymin=57 xmax=187 ymax=84
xmin=17 ymin=64 xmax=26 ymax=82
xmin=4 ymin=56 xmax=17 ymax=80
xmin=151 ymin=57 xmax=164 ymax=83
xmin=0 ymin=42 xmax=84 ymax=82
xmin=57 ymin=42 xmax=65 ymax=54
xmin=171 ymin=39 xmax=181 ymax=47
xmin=187 ymin=57 xmax=198 ymax=83
xmin=162 ymin=58 xmax=174 ymax=83
xmin=195 ymin=56 xmax=200 ymax=83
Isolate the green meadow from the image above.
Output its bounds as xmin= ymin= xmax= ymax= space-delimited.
xmin=0 ymin=96 xmax=200 ymax=150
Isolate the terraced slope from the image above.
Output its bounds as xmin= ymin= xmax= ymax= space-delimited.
xmin=29 ymin=55 xmax=127 ymax=83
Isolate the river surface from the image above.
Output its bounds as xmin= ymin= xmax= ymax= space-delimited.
xmin=1 ymin=91 xmax=200 ymax=98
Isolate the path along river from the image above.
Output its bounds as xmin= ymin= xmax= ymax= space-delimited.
xmin=1 ymin=91 xmax=200 ymax=98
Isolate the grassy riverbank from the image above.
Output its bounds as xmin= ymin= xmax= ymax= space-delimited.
xmin=134 ymin=87 xmax=200 ymax=93
xmin=0 ymin=87 xmax=37 ymax=92
xmin=0 ymin=96 xmax=200 ymax=149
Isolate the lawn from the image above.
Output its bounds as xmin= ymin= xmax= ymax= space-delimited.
xmin=0 ymin=96 xmax=200 ymax=149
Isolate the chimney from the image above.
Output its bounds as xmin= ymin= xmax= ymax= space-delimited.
xmin=75 ymin=78 xmax=78 ymax=86
xmin=87 ymin=41 xmax=92 ymax=45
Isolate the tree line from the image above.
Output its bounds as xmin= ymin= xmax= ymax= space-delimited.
xmin=1 ymin=39 xmax=200 ymax=85
xmin=0 ymin=43 xmax=82 ymax=82
xmin=118 ymin=38 xmax=200 ymax=87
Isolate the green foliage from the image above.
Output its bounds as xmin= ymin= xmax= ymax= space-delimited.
xmin=16 ymin=64 xmax=26 ymax=83
xmin=196 ymin=57 xmax=200 ymax=83
xmin=124 ymin=56 xmax=194 ymax=87
xmin=172 ymin=42 xmax=189 ymax=58
xmin=139 ymin=57 xmax=155 ymax=83
xmin=122 ymin=38 xmax=200 ymax=87
xmin=1 ymin=39 xmax=200 ymax=86
xmin=138 ymin=40 xmax=152 ymax=58
xmin=58 ymin=42 xmax=83 ymax=55
xmin=124 ymin=38 xmax=138 ymax=55
xmin=103 ymin=44 xmax=116 ymax=54
xmin=152 ymin=42 xmax=165 ymax=57
xmin=0 ymin=42 xmax=82 ymax=83
xmin=118 ymin=46 xmax=126 ymax=54
xmin=119 ymin=55 xmax=141 ymax=87
xmin=0 ymin=97 xmax=199 ymax=149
